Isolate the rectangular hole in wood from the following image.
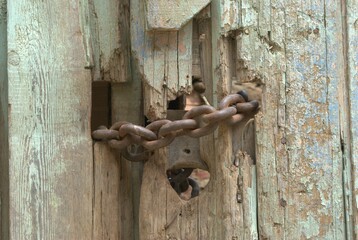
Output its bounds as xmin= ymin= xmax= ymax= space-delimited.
xmin=91 ymin=81 xmax=111 ymax=131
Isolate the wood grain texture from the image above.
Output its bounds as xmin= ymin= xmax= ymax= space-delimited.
xmin=345 ymin=0 xmax=358 ymax=236
xmin=197 ymin=9 xmax=213 ymax=104
xmin=111 ymin=59 xmax=143 ymax=240
xmin=85 ymin=0 xmax=131 ymax=82
xmin=240 ymin=0 xmax=347 ymax=238
xmin=112 ymin=79 xmax=144 ymax=240
xmin=131 ymin=0 xmax=192 ymax=120
xmin=89 ymin=0 xmax=134 ymax=238
xmin=0 ymin=0 xmax=9 ymax=239
xmin=7 ymin=0 xmax=93 ymax=239
xmin=93 ymin=143 xmax=120 ymax=240
xmin=146 ymin=0 xmax=211 ymax=30
xmin=138 ymin=1 xmax=254 ymax=239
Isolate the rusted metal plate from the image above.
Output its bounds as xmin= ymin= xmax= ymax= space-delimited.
xmin=168 ymin=135 xmax=208 ymax=171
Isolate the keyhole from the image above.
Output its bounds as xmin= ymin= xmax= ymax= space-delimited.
xmin=167 ymin=168 xmax=210 ymax=201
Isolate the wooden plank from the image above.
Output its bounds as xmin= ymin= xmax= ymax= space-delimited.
xmin=90 ymin=1 xmax=133 ymax=238
xmin=111 ymin=59 xmax=143 ymax=240
xmin=131 ymin=0 xmax=192 ymax=120
xmin=239 ymin=0 xmax=286 ymax=238
xmin=285 ymin=0 xmax=345 ymax=238
xmin=178 ymin=22 xmax=193 ymax=94
xmin=87 ymin=0 xmax=131 ymax=82
xmin=0 ymin=0 xmax=9 ymax=239
xmin=138 ymin=2 xmax=252 ymax=239
xmin=139 ymin=149 xmax=173 ymax=240
xmin=197 ymin=8 xmax=213 ymax=104
xmin=166 ymin=31 xmax=180 ymax=100
xmin=240 ymin=0 xmax=347 ymax=238
xmin=146 ymin=0 xmax=211 ymax=30
xmin=93 ymin=143 xmax=120 ymax=239
xmin=345 ymin=0 xmax=358 ymax=236
xmin=237 ymin=151 xmax=258 ymax=239
xmin=6 ymin=0 xmax=93 ymax=239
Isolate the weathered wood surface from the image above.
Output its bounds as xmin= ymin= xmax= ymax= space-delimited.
xmin=240 ymin=0 xmax=350 ymax=238
xmin=83 ymin=0 xmax=131 ymax=82
xmin=0 ymin=0 xmax=9 ymax=239
xmin=138 ymin=0 xmax=358 ymax=239
xmin=1 ymin=0 xmax=357 ymax=239
xmin=131 ymin=0 xmax=192 ymax=120
xmin=138 ymin=1 xmax=257 ymax=239
xmin=111 ymin=69 xmax=143 ymax=240
xmin=146 ymin=0 xmax=211 ymax=30
xmin=93 ymin=143 xmax=120 ymax=240
xmin=5 ymin=0 xmax=93 ymax=239
xmin=346 ymin=0 xmax=358 ymax=236
xmin=88 ymin=0 xmax=138 ymax=238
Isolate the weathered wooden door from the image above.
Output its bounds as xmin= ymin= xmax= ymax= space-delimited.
xmin=1 ymin=0 xmax=358 ymax=240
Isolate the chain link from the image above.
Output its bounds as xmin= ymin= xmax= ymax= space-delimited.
xmin=92 ymin=91 xmax=259 ymax=162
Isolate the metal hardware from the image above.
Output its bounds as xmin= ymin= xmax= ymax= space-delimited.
xmin=166 ymin=109 xmax=208 ymax=171
xmin=92 ymin=89 xmax=259 ymax=199
xmin=92 ymin=90 xmax=259 ymax=159
xmin=166 ymin=107 xmax=206 ymax=200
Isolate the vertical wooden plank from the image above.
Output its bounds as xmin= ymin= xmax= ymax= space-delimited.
xmin=131 ymin=0 xmax=192 ymax=120
xmin=166 ymin=31 xmax=179 ymax=100
xmin=139 ymin=149 xmax=173 ymax=240
xmin=240 ymin=0 xmax=346 ymax=238
xmin=153 ymin=31 xmax=168 ymax=102
xmin=239 ymin=0 xmax=287 ymax=238
xmin=7 ymin=0 xmax=93 ymax=239
xmin=138 ymin=1 xmax=256 ymax=239
xmin=345 ymin=0 xmax=358 ymax=236
xmin=199 ymin=1 xmax=245 ymax=239
xmin=131 ymin=0 xmax=161 ymax=120
xmin=197 ymin=8 xmax=213 ymax=104
xmin=178 ymin=22 xmax=193 ymax=93
xmin=238 ymin=1 xmax=345 ymax=239
xmin=237 ymin=152 xmax=258 ymax=240
xmin=0 ymin=0 xmax=9 ymax=239
xmin=87 ymin=0 xmax=131 ymax=82
xmin=93 ymin=143 xmax=120 ymax=240
xmin=89 ymin=0 xmax=133 ymax=239
xmin=285 ymin=0 xmax=345 ymax=238
xmin=111 ymin=55 xmax=144 ymax=240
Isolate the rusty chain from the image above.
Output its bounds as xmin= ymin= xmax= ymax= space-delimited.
xmin=92 ymin=90 xmax=259 ymax=162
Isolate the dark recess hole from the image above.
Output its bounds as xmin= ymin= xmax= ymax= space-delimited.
xmin=168 ymin=95 xmax=185 ymax=110
xmin=183 ymin=149 xmax=191 ymax=154
xmin=91 ymin=81 xmax=111 ymax=131
xmin=167 ymin=168 xmax=210 ymax=201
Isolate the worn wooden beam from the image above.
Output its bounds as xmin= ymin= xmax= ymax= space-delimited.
xmin=240 ymin=0 xmax=347 ymax=238
xmin=111 ymin=57 xmax=144 ymax=240
xmin=146 ymin=0 xmax=211 ymax=30
xmin=197 ymin=7 xmax=213 ymax=104
xmin=6 ymin=0 xmax=93 ymax=239
xmin=93 ymin=143 xmax=120 ymax=239
xmin=83 ymin=0 xmax=131 ymax=82
xmin=0 ymin=0 xmax=9 ymax=239
xmin=89 ymin=0 xmax=136 ymax=237
xmin=131 ymin=0 xmax=192 ymax=120
xmin=345 ymin=0 xmax=358 ymax=237
xmin=239 ymin=0 xmax=287 ymax=238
